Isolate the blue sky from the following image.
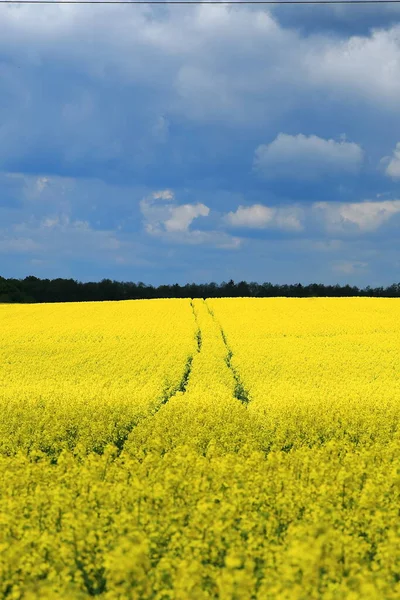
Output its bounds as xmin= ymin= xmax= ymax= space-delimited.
xmin=1 ymin=1 xmax=400 ymax=286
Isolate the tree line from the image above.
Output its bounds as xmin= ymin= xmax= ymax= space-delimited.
xmin=1 ymin=275 xmax=400 ymax=303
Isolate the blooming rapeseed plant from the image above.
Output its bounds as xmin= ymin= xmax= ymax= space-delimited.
xmin=0 ymin=297 xmax=399 ymax=598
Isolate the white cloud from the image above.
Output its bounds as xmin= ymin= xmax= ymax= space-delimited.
xmin=0 ymin=171 xmax=148 ymax=263
xmin=226 ymin=204 xmax=275 ymax=228
xmin=140 ymin=189 xmax=241 ymax=248
xmin=36 ymin=176 xmax=49 ymax=193
xmin=225 ymin=203 xmax=304 ymax=231
xmin=332 ymin=260 xmax=369 ymax=275
xmin=253 ymin=133 xmax=364 ymax=181
xmin=1 ymin=171 xmax=76 ymax=206
xmin=176 ymin=229 xmax=241 ymax=249
xmin=314 ymin=199 xmax=400 ymax=233
xmin=140 ymin=189 xmax=208 ymax=235
xmin=226 ymin=198 xmax=400 ymax=240
xmin=0 ymin=237 xmax=41 ymax=254
xmin=2 ymin=1 xmax=400 ymax=183
xmin=381 ymin=142 xmax=400 ymax=180
xmin=164 ymin=203 xmax=210 ymax=233
xmin=2 ymin=3 xmax=400 ymax=156
xmin=0 ymin=217 xmax=125 ymax=262
xmin=42 ymin=216 xmax=60 ymax=228
xmin=0 ymin=3 xmax=290 ymax=132
xmin=304 ymin=25 xmax=400 ymax=108
xmin=274 ymin=207 xmax=304 ymax=231
xmin=40 ymin=214 xmax=91 ymax=232
xmin=151 ymin=189 xmax=174 ymax=202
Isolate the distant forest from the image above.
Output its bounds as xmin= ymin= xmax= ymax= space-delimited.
xmin=1 ymin=276 xmax=400 ymax=303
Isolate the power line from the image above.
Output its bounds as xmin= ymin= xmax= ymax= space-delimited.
xmin=2 ymin=0 xmax=400 ymax=4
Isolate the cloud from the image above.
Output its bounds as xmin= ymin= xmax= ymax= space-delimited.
xmin=1 ymin=171 xmax=76 ymax=210
xmin=225 ymin=198 xmax=400 ymax=241
xmin=0 ymin=216 xmax=124 ymax=261
xmin=0 ymin=237 xmax=41 ymax=254
xmin=253 ymin=133 xmax=364 ymax=181
xmin=177 ymin=229 xmax=242 ymax=249
xmin=304 ymin=24 xmax=400 ymax=109
xmin=313 ymin=199 xmax=400 ymax=233
xmin=36 ymin=176 xmax=49 ymax=193
xmin=381 ymin=142 xmax=400 ymax=180
xmin=0 ymin=171 xmax=156 ymax=270
xmin=164 ymin=204 xmax=210 ymax=233
xmin=140 ymin=189 xmax=209 ymax=234
xmin=39 ymin=213 xmax=91 ymax=233
xmin=270 ymin=3 xmax=400 ymax=40
xmin=332 ymin=260 xmax=369 ymax=275
xmin=1 ymin=2 xmax=399 ymax=192
xmin=3 ymin=5 xmax=400 ymax=284
xmin=152 ymin=189 xmax=174 ymax=201
xmin=140 ymin=189 xmax=241 ymax=248
xmin=225 ymin=203 xmax=304 ymax=231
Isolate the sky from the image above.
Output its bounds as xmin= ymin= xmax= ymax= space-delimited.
xmin=1 ymin=1 xmax=400 ymax=287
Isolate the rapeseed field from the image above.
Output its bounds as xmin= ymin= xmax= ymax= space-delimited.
xmin=0 ymin=298 xmax=399 ymax=599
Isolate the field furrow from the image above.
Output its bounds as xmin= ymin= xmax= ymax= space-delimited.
xmin=207 ymin=297 xmax=400 ymax=450
xmin=123 ymin=298 xmax=251 ymax=458
xmin=205 ymin=299 xmax=250 ymax=406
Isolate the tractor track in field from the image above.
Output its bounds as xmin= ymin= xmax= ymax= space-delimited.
xmin=114 ymin=298 xmax=249 ymax=457
xmin=155 ymin=298 xmax=249 ymax=413
xmin=204 ymin=300 xmax=250 ymax=406
xmin=190 ymin=299 xmax=202 ymax=353
xmin=113 ymin=301 xmax=202 ymax=457
xmin=152 ymin=300 xmax=202 ymax=410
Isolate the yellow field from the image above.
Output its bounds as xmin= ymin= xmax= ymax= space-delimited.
xmin=0 ymin=298 xmax=399 ymax=599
